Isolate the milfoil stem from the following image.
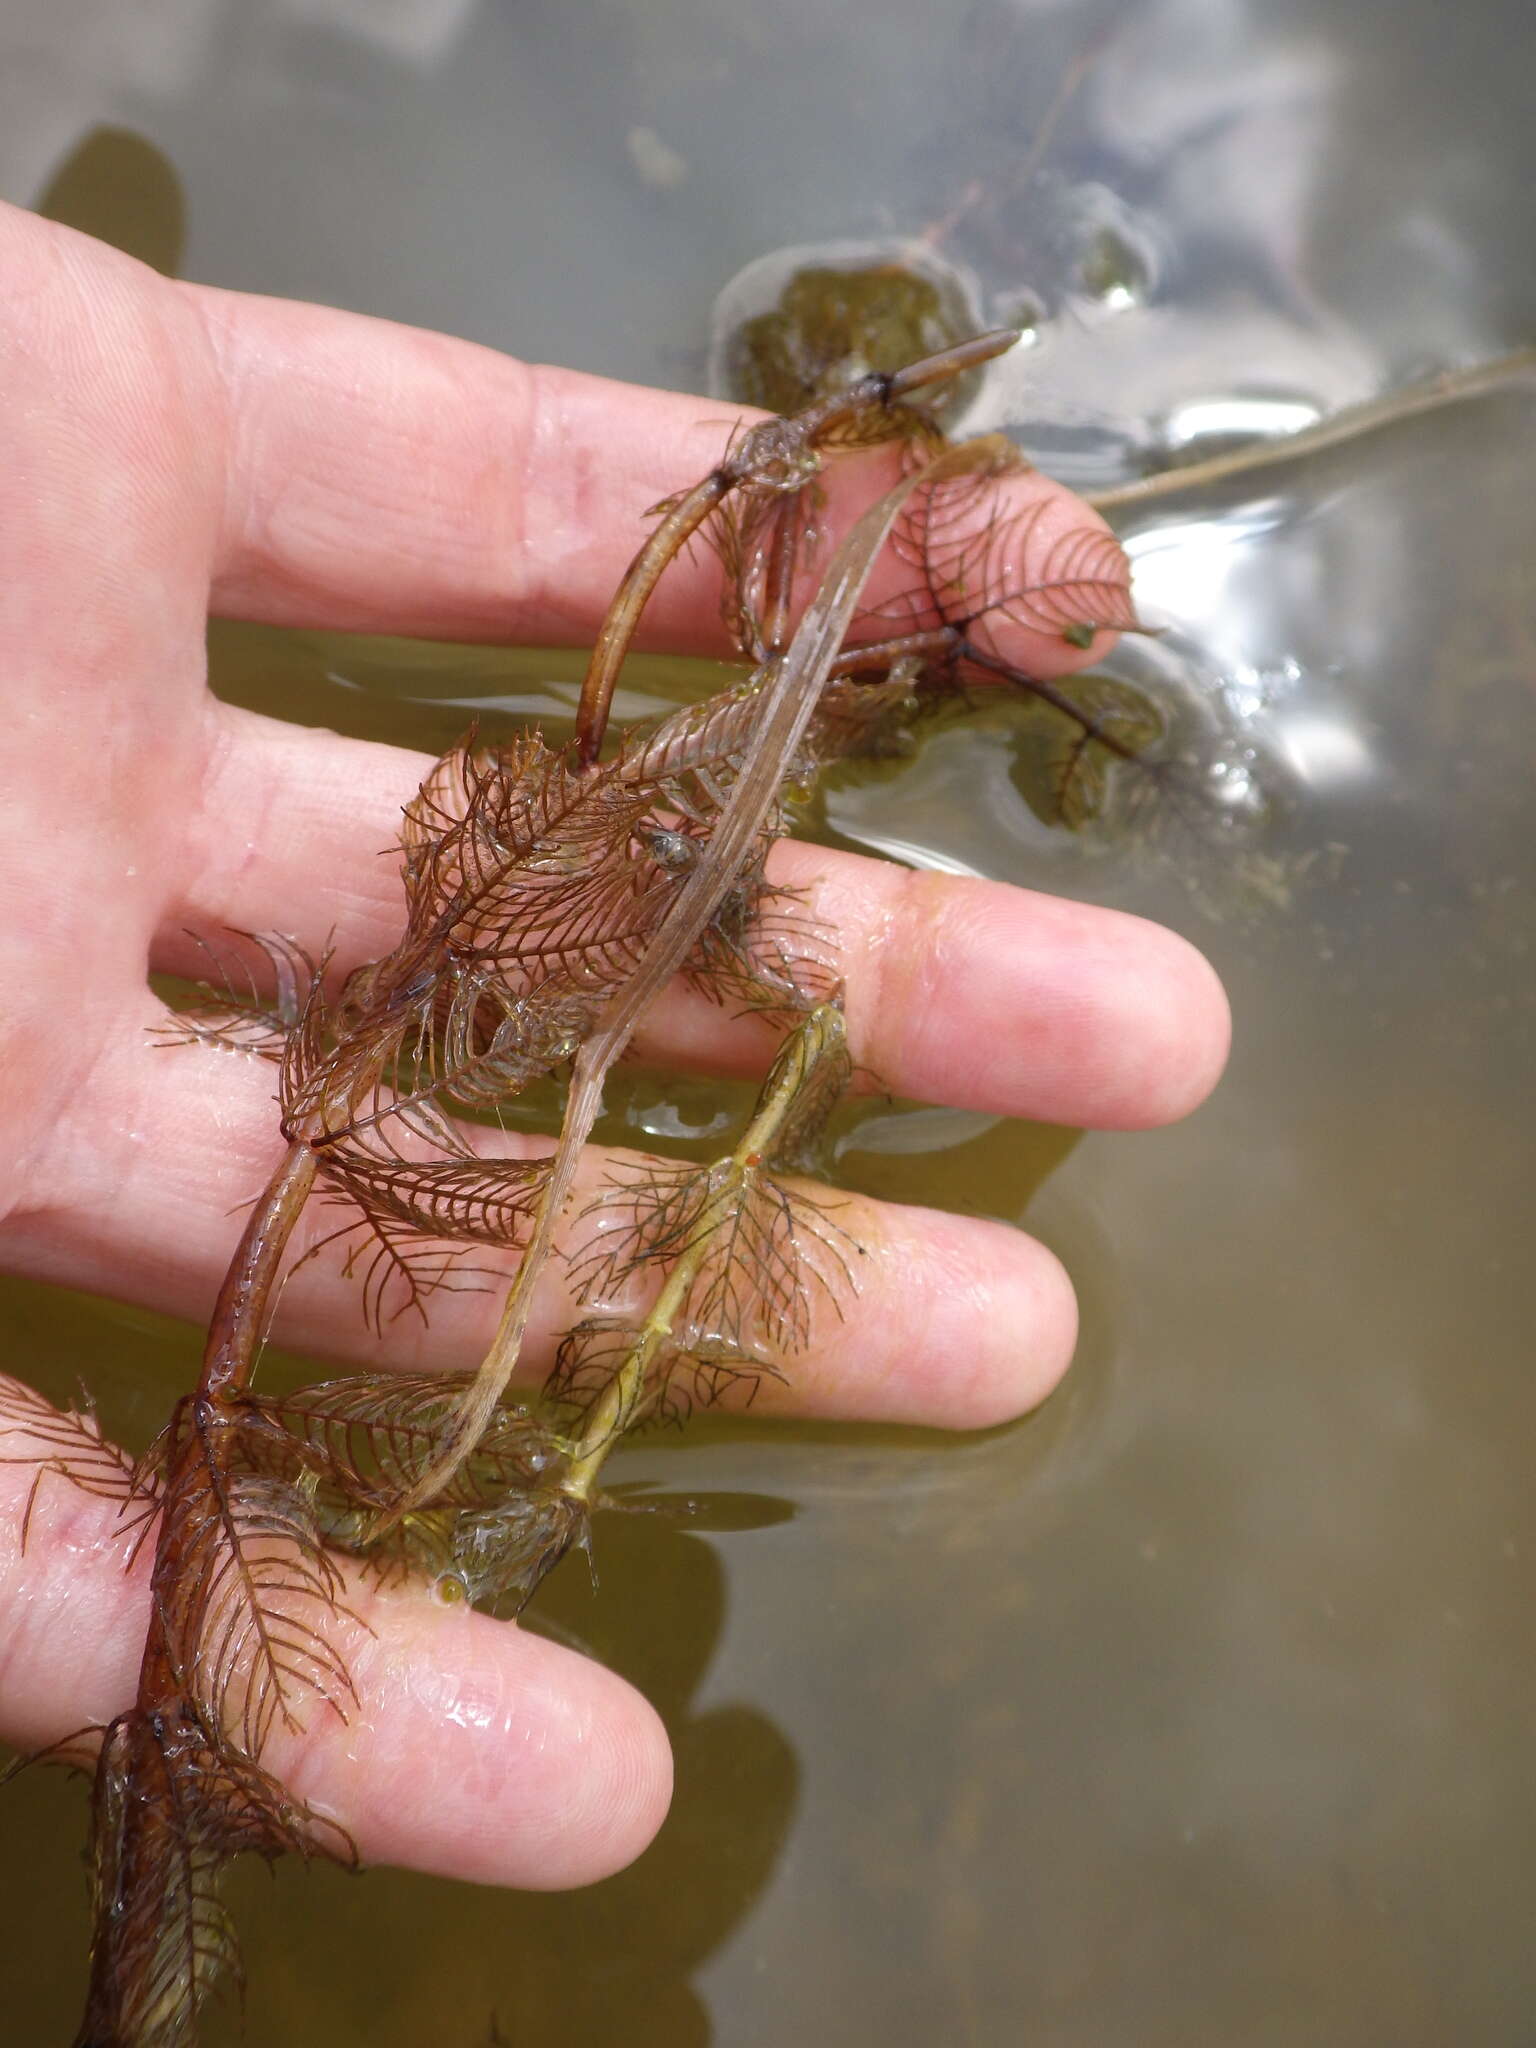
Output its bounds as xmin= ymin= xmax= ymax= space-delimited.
xmin=79 ymin=1140 xmax=318 ymax=2044
xmin=560 ymin=1003 xmax=847 ymax=1503
xmin=387 ymin=439 xmax=1015 ymax=1522
xmin=572 ymin=330 xmax=1020 ymax=764
xmin=199 ymin=1140 xmax=319 ymax=1405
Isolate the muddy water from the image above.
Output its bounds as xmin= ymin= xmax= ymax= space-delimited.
xmin=3 ymin=2 xmax=1535 ymax=2042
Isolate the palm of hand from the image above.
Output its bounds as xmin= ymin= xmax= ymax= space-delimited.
xmin=0 ymin=200 xmax=1227 ymax=1887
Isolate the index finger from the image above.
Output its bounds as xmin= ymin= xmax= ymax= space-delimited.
xmin=185 ymin=279 xmax=1127 ymax=670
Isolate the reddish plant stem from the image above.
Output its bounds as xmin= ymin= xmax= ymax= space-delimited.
xmin=78 ymin=1141 xmax=319 ymax=2042
xmin=198 ymin=1140 xmax=319 ymax=1406
xmin=572 ymin=330 xmax=1020 ymax=765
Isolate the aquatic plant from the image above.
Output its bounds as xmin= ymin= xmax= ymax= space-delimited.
xmin=0 ymin=329 xmax=1158 ymax=2046
xmin=7 ymin=276 xmax=1528 ymax=2040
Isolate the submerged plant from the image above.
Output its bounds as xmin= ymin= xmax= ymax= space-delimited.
xmin=4 ymin=293 xmax=1526 ymax=2042
xmin=0 ymin=327 xmax=1160 ymax=2046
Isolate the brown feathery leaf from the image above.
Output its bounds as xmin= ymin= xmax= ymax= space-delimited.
xmin=881 ymin=468 xmax=1141 ymax=649
xmin=77 ymin=1706 xmax=352 ymax=2048
xmin=155 ymin=930 xmax=324 ymax=1064
xmin=0 ymin=1374 xmax=158 ymax=1551
xmin=147 ymin=1397 xmax=358 ymax=1758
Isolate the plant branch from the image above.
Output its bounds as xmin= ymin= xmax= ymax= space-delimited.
xmin=560 ymin=1003 xmax=847 ymax=1500
xmin=385 ymin=438 xmax=1014 ymax=1521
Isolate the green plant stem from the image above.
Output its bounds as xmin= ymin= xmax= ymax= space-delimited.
xmin=561 ymin=1003 xmax=845 ymax=1503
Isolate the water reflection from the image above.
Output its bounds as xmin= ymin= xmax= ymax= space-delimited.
xmin=453 ymin=1508 xmax=799 ymax=2047
xmin=1162 ymin=393 xmax=1325 ymax=453
xmin=275 ymin=0 xmax=477 ymax=68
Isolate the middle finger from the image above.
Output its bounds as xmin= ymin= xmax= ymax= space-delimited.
xmin=162 ymin=699 xmax=1228 ymax=1131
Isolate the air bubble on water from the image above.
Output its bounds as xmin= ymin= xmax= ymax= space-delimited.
xmin=1060 ymin=186 xmax=1160 ymax=314
xmin=1219 ymin=658 xmax=1303 ymax=726
xmin=1079 ymin=225 xmax=1147 ymax=309
xmin=1206 ymin=754 xmax=1257 ymax=809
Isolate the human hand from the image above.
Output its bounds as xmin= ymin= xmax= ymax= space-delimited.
xmin=0 ymin=201 xmax=1228 ymax=1887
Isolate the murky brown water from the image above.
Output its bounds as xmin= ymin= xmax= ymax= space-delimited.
xmin=4 ymin=3 xmax=1535 ymax=2042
